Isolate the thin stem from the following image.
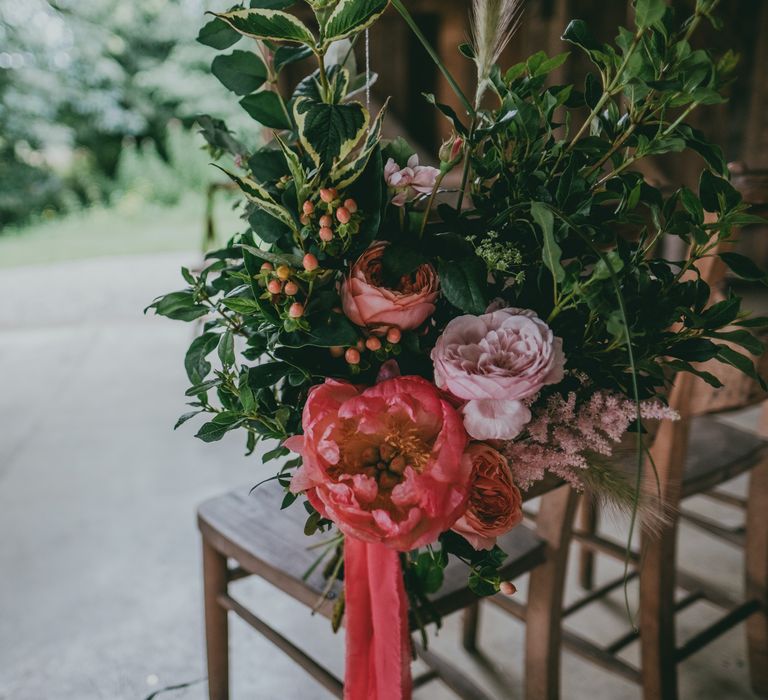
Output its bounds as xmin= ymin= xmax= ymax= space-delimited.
xmin=454 ymin=118 xmax=477 ymax=208
xmin=391 ymin=0 xmax=476 ymax=118
xmin=420 ymin=168 xmax=449 ymax=237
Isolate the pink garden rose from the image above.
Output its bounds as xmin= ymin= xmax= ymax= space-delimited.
xmin=384 ymin=154 xmax=440 ymax=206
xmin=341 ymin=241 xmax=439 ymax=335
xmin=431 ymin=308 xmax=565 ymax=440
xmin=285 ymin=376 xmax=472 ymax=550
xmin=452 ymin=443 xmax=523 ymax=550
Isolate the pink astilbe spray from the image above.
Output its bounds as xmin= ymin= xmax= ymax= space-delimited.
xmin=502 ymin=391 xmax=678 ymax=490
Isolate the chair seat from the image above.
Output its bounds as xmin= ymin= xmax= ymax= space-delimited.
xmin=616 ymin=415 xmax=767 ymax=498
xmin=198 ymin=482 xmax=546 ymax=622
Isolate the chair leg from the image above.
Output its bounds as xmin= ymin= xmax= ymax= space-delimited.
xmin=525 ymin=485 xmax=578 ymax=700
xmin=577 ymin=496 xmax=599 ymax=590
xmin=203 ymin=538 xmax=230 ymax=700
xmin=462 ymin=601 xmax=481 ymax=653
xmin=639 ymin=525 xmax=678 ymax=700
xmin=746 ymin=457 xmax=768 ymax=697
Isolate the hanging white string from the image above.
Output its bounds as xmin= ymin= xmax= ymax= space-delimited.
xmin=365 ymin=27 xmax=371 ymax=116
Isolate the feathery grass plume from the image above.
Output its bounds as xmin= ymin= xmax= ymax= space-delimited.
xmin=470 ymin=0 xmax=524 ymax=106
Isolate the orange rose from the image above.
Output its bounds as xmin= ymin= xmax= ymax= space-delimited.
xmin=452 ymin=443 xmax=523 ymax=550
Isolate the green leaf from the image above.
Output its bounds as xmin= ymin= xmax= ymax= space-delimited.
xmin=715 ymin=345 xmax=767 ymax=390
xmin=218 ymin=330 xmax=236 ymax=367
xmin=666 ymin=360 xmax=723 ymax=389
xmin=593 ymin=251 xmax=624 ymax=280
xmin=221 ymin=296 xmax=262 ymax=315
xmin=332 ymin=99 xmax=389 ymax=188
xmin=149 ymin=291 xmax=209 ymax=321
xmin=699 ymin=170 xmax=741 ymax=213
xmin=438 ymin=258 xmax=487 ymax=315
xmin=195 ymin=412 xmax=244 ymax=443
xmin=530 ymin=202 xmax=565 ymax=283
xmin=185 ymin=331 xmax=220 ymax=384
xmin=281 ymin=312 xmax=359 ymax=348
xmin=248 ymin=362 xmax=290 ymax=388
xmin=322 ymin=0 xmax=390 ymax=43
xmin=561 ymin=20 xmax=604 ymax=56
xmin=707 ymin=329 xmax=764 ymax=356
xmin=185 ymin=378 xmax=223 ymax=397
xmin=382 ymin=244 xmax=427 ymax=285
xmin=274 ymin=45 xmax=313 ymax=72
xmin=197 ymin=17 xmax=241 ymax=49
xmin=668 ymin=337 xmax=719 ymax=362
xmin=718 ymin=252 xmax=768 ymax=284
xmin=212 ymin=51 xmax=268 ymax=95
xmin=213 ymin=8 xmax=315 ymax=45
xmin=293 ymin=97 xmax=368 ymax=171
xmin=174 ymin=410 xmax=205 ymax=430
xmin=240 ymin=91 xmax=292 ymax=130
xmin=634 ymin=0 xmax=667 ymax=29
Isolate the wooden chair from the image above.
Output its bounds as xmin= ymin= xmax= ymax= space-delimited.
xmin=198 ymin=479 xmax=577 ymax=700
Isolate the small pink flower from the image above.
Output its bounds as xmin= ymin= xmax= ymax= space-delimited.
xmin=452 ymin=443 xmax=523 ymax=550
xmin=384 ymin=155 xmax=440 ymax=207
xmin=341 ymin=241 xmax=439 ymax=335
xmin=431 ymin=308 xmax=565 ymax=440
xmin=285 ymin=376 xmax=471 ymax=550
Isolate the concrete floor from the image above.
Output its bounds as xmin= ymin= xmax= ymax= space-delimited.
xmin=0 ymin=252 xmax=761 ymax=699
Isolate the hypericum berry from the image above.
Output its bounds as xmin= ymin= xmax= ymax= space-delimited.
xmin=319 ymin=227 xmax=334 ymax=242
xmin=300 ymin=213 xmax=311 ymax=226
xmin=336 ymin=207 xmax=351 ymax=224
xmin=284 ymin=281 xmax=299 ymax=296
xmin=319 ymin=214 xmax=333 ymax=228
xmin=386 ymin=327 xmax=402 ymax=344
xmin=343 ymin=198 xmax=358 ymax=214
xmin=260 ymin=262 xmax=273 ymax=272
xmin=302 ymin=200 xmax=314 ymax=215
xmin=276 ymin=265 xmax=291 ymax=280
xmin=288 ymin=303 xmax=304 ymax=319
xmin=365 ymin=337 xmax=382 ymax=352
xmin=356 ymin=338 xmax=366 ymax=351
xmin=267 ymin=279 xmax=283 ymax=294
xmin=345 ymin=347 xmax=361 ymax=365
xmin=319 ymin=188 xmax=337 ymax=203
xmin=499 ymin=581 xmax=517 ymax=596
xmin=329 ymin=346 xmax=345 ymax=358
xmin=302 ymin=254 xmax=319 ymax=271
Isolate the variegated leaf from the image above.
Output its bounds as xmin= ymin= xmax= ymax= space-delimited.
xmin=332 ymin=98 xmax=389 ymax=189
xmin=322 ymin=0 xmax=390 ymax=44
xmin=213 ymin=9 xmax=315 ymax=46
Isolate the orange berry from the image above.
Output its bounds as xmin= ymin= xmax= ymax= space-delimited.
xmin=386 ymin=327 xmax=402 ymax=344
xmin=319 ymin=214 xmax=333 ymax=228
xmin=345 ymin=347 xmax=361 ymax=365
xmin=288 ymin=303 xmax=304 ymax=319
xmin=300 ymin=213 xmax=310 ymax=226
xmin=365 ymin=337 xmax=382 ymax=352
xmin=344 ymin=198 xmax=358 ymax=214
xmin=319 ymin=227 xmax=334 ymax=242
xmin=260 ymin=262 xmax=273 ymax=272
xmin=267 ymin=279 xmax=282 ymax=294
xmin=356 ymin=338 xmax=366 ymax=351
xmin=284 ymin=281 xmax=299 ymax=296
xmin=302 ymin=200 xmax=314 ymax=215
xmin=329 ymin=346 xmax=345 ymax=358
xmin=276 ymin=265 xmax=291 ymax=280
xmin=319 ymin=188 xmax=337 ymax=203
xmin=302 ymin=254 xmax=319 ymax=271
xmin=336 ymin=207 xmax=351 ymax=224
xmin=500 ymin=581 xmax=517 ymax=596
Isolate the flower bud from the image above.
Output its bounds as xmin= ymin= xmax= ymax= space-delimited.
xmin=303 ymin=254 xmax=319 ymax=271
xmin=276 ymin=265 xmax=291 ymax=281
xmin=386 ymin=327 xmax=402 ymax=344
xmin=345 ymin=347 xmax=361 ymax=365
xmin=319 ymin=227 xmax=334 ymax=242
xmin=267 ymin=279 xmax=283 ymax=294
xmin=365 ymin=337 xmax=382 ymax=352
xmin=343 ymin=198 xmax=358 ymax=214
xmin=302 ymin=200 xmax=314 ymax=215
xmin=284 ymin=281 xmax=299 ymax=296
xmin=288 ymin=303 xmax=304 ymax=319
xmin=440 ymin=135 xmax=464 ymax=164
xmin=336 ymin=207 xmax=351 ymax=224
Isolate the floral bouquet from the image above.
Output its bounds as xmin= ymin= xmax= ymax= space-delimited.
xmin=149 ymin=0 xmax=767 ymax=695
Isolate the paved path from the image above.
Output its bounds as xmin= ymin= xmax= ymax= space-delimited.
xmin=0 ymin=253 xmax=757 ymax=699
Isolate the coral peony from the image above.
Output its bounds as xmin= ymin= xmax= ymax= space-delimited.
xmin=451 ymin=443 xmax=523 ymax=550
xmin=341 ymin=241 xmax=439 ymax=335
xmin=384 ymin=155 xmax=440 ymax=206
xmin=284 ymin=376 xmax=471 ymax=550
xmin=431 ymin=308 xmax=565 ymax=440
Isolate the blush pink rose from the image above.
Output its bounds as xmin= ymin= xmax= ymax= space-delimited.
xmin=284 ymin=376 xmax=471 ymax=550
xmin=431 ymin=308 xmax=565 ymax=440
xmin=452 ymin=443 xmax=523 ymax=550
xmin=341 ymin=241 xmax=439 ymax=335
xmin=384 ymin=154 xmax=440 ymax=206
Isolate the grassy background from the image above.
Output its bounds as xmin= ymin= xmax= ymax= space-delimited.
xmin=0 ymin=192 xmax=243 ymax=269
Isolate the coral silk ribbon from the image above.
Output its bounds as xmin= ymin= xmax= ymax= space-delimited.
xmin=344 ymin=537 xmax=412 ymax=700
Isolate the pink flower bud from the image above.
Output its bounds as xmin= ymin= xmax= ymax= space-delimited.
xmin=319 ymin=227 xmax=334 ymax=242
xmin=284 ymin=281 xmax=299 ymax=296
xmin=336 ymin=207 xmax=351 ymax=224
xmin=344 ymin=198 xmax=358 ymax=214
xmin=345 ymin=347 xmax=361 ymax=365
xmin=386 ymin=327 xmax=402 ymax=344
xmin=267 ymin=279 xmax=282 ymax=294
xmin=289 ymin=303 xmax=304 ymax=319
xmin=303 ymin=254 xmax=319 ymax=271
